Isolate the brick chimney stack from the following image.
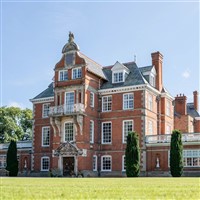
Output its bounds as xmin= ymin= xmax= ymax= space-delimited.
xmin=193 ymin=91 xmax=199 ymax=112
xmin=151 ymin=51 xmax=163 ymax=92
xmin=174 ymin=94 xmax=187 ymax=115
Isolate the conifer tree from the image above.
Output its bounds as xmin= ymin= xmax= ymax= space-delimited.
xmin=170 ymin=130 xmax=183 ymax=177
xmin=125 ymin=131 xmax=140 ymax=177
xmin=6 ymin=140 xmax=18 ymax=176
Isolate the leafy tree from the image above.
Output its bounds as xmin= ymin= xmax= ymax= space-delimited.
xmin=170 ymin=130 xmax=183 ymax=177
xmin=125 ymin=131 xmax=140 ymax=177
xmin=0 ymin=107 xmax=32 ymax=143
xmin=6 ymin=140 xmax=18 ymax=176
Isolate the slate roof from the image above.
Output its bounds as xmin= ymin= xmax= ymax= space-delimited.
xmin=139 ymin=65 xmax=153 ymax=73
xmin=187 ymin=103 xmax=200 ymax=118
xmin=32 ymin=83 xmax=54 ymax=100
xmin=79 ymin=52 xmax=107 ymax=80
xmin=100 ymin=62 xmax=148 ymax=90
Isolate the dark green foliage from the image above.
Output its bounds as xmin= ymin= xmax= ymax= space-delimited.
xmin=0 ymin=106 xmax=32 ymax=143
xmin=6 ymin=140 xmax=18 ymax=176
xmin=125 ymin=131 xmax=140 ymax=177
xmin=170 ymin=130 xmax=183 ymax=177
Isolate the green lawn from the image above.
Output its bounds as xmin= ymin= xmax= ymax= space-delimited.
xmin=0 ymin=178 xmax=199 ymax=200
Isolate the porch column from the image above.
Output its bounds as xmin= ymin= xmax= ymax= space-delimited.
xmin=74 ymin=156 xmax=78 ymax=176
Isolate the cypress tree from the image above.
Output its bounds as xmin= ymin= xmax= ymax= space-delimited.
xmin=125 ymin=131 xmax=140 ymax=177
xmin=6 ymin=140 xmax=18 ymax=176
xmin=170 ymin=130 xmax=183 ymax=177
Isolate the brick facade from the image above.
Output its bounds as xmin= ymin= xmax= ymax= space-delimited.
xmin=26 ymin=33 xmax=199 ymax=177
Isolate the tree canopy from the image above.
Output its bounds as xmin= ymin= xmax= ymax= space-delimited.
xmin=0 ymin=106 xmax=32 ymax=143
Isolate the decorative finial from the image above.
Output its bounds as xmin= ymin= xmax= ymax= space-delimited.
xmin=68 ymin=31 xmax=74 ymax=43
xmin=134 ymin=54 xmax=137 ymax=62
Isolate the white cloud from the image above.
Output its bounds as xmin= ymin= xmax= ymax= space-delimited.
xmin=182 ymin=69 xmax=190 ymax=79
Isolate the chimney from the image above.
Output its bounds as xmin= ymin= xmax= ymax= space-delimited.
xmin=193 ymin=91 xmax=199 ymax=112
xmin=174 ymin=94 xmax=187 ymax=115
xmin=151 ymin=51 xmax=163 ymax=92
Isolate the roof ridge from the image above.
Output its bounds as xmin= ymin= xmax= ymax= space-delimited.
xmin=79 ymin=52 xmax=103 ymax=68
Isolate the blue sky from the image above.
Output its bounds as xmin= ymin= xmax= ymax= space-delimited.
xmin=0 ymin=1 xmax=199 ymax=109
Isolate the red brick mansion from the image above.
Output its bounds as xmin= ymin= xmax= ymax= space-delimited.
xmin=1 ymin=33 xmax=199 ymax=177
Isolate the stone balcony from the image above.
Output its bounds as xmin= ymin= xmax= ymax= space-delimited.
xmin=49 ymin=103 xmax=85 ymax=117
xmin=145 ymin=133 xmax=200 ymax=144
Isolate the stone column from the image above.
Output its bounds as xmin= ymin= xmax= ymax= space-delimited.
xmin=74 ymin=156 xmax=78 ymax=176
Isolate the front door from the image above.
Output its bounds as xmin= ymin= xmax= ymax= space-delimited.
xmin=63 ymin=157 xmax=75 ymax=176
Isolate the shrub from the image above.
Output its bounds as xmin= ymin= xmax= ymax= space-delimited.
xmin=125 ymin=131 xmax=140 ymax=177
xmin=6 ymin=140 xmax=18 ymax=176
xmin=170 ymin=130 xmax=183 ymax=177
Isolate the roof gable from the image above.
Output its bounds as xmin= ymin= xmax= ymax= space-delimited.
xmin=101 ymin=62 xmax=147 ymax=90
xmin=111 ymin=61 xmax=130 ymax=73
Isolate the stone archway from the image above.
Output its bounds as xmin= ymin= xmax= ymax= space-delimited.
xmin=54 ymin=142 xmax=83 ymax=176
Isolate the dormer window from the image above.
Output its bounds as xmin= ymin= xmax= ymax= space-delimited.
xmin=111 ymin=61 xmax=130 ymax=84
xmin=113 ymin=72 xmax=123 ymax=83
xmin=150 ymin=74 xmax=155 ymax=87
xmin=59 ymin=70 xmax=68 ymax=81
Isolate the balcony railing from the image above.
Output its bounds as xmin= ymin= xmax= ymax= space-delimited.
xmin=145 ymin=133 xmax=200 ymax=144
xmin=0 ymin=141 xmax=32 ymax=150
xmin=49 ymin=104 xmax=85 ymax=117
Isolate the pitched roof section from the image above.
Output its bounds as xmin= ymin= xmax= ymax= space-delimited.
xmin=101 ymin=62 xmax=147 ymax=89
xmin=32 ymin=83 xmax=54 ymax=100
xmin=139 ymin=65 xmax=153 ymax=73
xmin=78 ymin=52 xmax=107 ymax=80
xmin=187 ymin=103 xmax=200 ymax=118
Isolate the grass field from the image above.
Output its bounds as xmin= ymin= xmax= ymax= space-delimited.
xmin=0 ymin=177 xmax=199 ymax=200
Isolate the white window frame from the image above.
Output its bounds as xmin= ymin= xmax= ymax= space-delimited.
xmin=183 ymin=150 xmax=200 ymax=167
xmin=150 ymin=74 xmax=156 ymax=87
xmin=90 ymin=92 xmax=94 ymax=107
xmin=0 ymin=155 xmax=6 ymax=169
xmin=64 ymin=122 xmax=74 ymax=142
xmin=102 ymin=122 xmax=112 ymax=144
xmin=148 ymin=120 xmax=153 ymax=135
xmin=42 ymin=126 xmax=50 ymax=147
xmin=59 ymin=70 xmax=68 ymax=81
xmin=122 ymin=155 xmax=126 ymax=172
xmin=42 ymin=103 xmax=50 ymax=118
xmin=90 ymin=120 xmax=94 ymax=144
xmin=168 ymin=150 xmax=200 ymax=168
xmin=166 ymin=100 xmax=171 ymax=116
xmin=72 ymin=67 xmax=82 ymax=79
xmin=123 ymin=120 xmax=133 ymax=143
xmin=123 ymin=93 xmax=134 ymax=110
xmin=166 ymin=125 xmax=171 ymax=134
xmin=102 ymin=96 xmax=112 ymax=112
xmin=113 ymin=71 xmax=124 ymax=83
xmin=41 ymin=157 xmax=50 ymax=171
xmin=101 ymin=155 xmax=112 ymax=172
xmin=148 ymin=94 xmax=153 ymax=111
xmin=93 ymin=155 xmax=97 ymax=171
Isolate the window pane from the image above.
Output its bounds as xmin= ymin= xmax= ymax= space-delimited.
xmin=102 ymin=156 xmax=111 ymax=171
xmin=123 ymin=121 xmax=133 ymax=143
xmin=65 ymin=123 xmax=74 ymax=141
xmin=43 ymin=104 xmax=50 ymax=118
xmin=42 ymin=157 xmax=49 ymax=171
xmin=93 ymin=156 xmax=97 ymax=171
xmin=65 ymin=53 xmax=73 ymax=65
xmin=42 ymin=127 xmax=50 ymax=146
xmin=102 ymin=123 xmax=111 ymax=143
xmin=90 ymin=121 xmax=94 ymax=143
xmin=102 ymin=96 xmax=112 ymax=112
xmin=123 ymin=94 xmax=134 ymax=110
